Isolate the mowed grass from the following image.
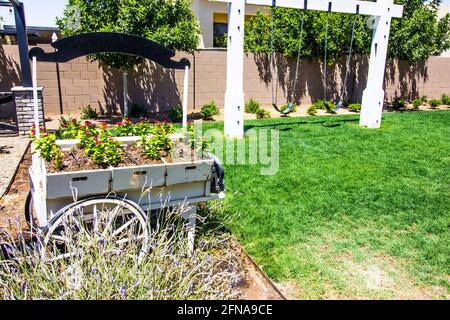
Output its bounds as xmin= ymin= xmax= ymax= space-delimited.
xmin=204 ymin=110 xmax=450 ymax=299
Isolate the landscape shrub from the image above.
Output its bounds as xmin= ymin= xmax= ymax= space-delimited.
xmin=169 ymin=105 xmax=183 ymax=122
xmin=348 ymin=103 xmax=361 ymax=112
xmin=441 ymin=94 xmax=450 ymax=105
xmin=412 ymin=99 xmax=422 ymax=109
xmin=200 ymin=101 xmax=219 ymax=120
xmin=245 ymin=99 xmax=261 ymax=114
xmin=428 ymin=99 xmax=441 ymax=108
xmin=255 ymin=109 xmax=271 ymax=119
xmin=80 ymin=105 xmax=99 ymax=120
xmin=392 ymin=97 xmax=406 ymax=110
xmin=307 ymin=105 xmax=317 ymax=115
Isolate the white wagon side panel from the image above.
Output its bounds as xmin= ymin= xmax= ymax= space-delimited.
xmin=46 ymin=169 xmax=111 ymax=199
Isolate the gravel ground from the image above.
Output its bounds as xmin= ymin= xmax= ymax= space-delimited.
xmin=0 ymin=136 xmax=30 ymax=198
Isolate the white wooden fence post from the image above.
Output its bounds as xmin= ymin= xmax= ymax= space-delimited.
xmin=123 ymin=71 xmax=128 ymax=117
xmin=224 ymin=0 xmax=245 ymax=138
xmin=182 ymin=65 xmax=189 ymax=128
xmin=359 ymin=0 xmax=394 ymax=128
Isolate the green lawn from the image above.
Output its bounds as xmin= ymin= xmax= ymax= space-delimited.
xmin=205 ymin=110 xmax=450 ymax=299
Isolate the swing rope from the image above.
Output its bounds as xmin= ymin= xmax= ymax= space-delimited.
xmin=323 ymin=12 xmax=329 ymax=102
xmin=335 ymin=13 xmax=358 ymax=112
xmin=270 ymin=1 xmax=304 ymax=115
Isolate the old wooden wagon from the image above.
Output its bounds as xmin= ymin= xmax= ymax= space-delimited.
xmin=25 ymin=33 xmax=225 ymax=258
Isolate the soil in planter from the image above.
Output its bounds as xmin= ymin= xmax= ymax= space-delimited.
xmin=46 ymin=144 xmax=166 ymax=173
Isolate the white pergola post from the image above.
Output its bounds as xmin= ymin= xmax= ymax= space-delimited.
xmin=224 ymin=0 xmax=246 ymax=138
xmin=359 ymin=0 xmax=394 ymax=128
xmin=212 ymin=0 xmax=403 ymax=137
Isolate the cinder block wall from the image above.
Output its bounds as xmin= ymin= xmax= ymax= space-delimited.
xmin=1 ymin=44 xmax=449 ymax=116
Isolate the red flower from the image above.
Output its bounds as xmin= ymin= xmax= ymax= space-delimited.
xmin=31 ymin=130 xmax=36 ymax=135
xmin=72 ymin=119 xmax=77 ymax=123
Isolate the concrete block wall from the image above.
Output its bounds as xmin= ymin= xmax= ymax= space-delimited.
xmin=1 ymin=43 xmax=449 ymax=117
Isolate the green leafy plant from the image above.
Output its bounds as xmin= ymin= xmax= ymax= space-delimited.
xmin=245 ymin=99 xmax=261 ymax=114
xmin=307 ymin=105 xmax=317 ymax=115
xmin=200 ymin=101 xmax=219 ymax=120
xmin=255 ymin=108 xmax=271 ymax=119
xmin=428 ymin=99 xmax=441 ymax=109
xmin=392 ymin=97 xmax=406 ymax=110
xmin=420 ymin=95 xmax=428 ymax=104
xmin=129 ymin=103 xmax=147 ymax=118
xmin=114 ymin=118 xmax=135 ymax=137
xmin=348 ymin=103 xmax=361 ymax=113
xmin=244 ymin=1 xmax=450 ymax=63
xmin=185 ymin=122 xmax=210 ymax=157
xmin=412 ymin=99 xmax=422 ymax=109
xmin=57 ymin=0 xmax=200 ymax=70
xmin=80 ymin=105 xmax=99 ymax=120
xmin=140 ymin=124 xmax=173 ymax=160
xmin=169 ymin=105 xmax=183 ymax=122
xmin=132 ymin=120 xmax=153 ymax=136
xmin=440 ymin=94 xmax=450 ymax=106
xmin=80 ymin=131 xmax=123 ymax=166
xmin=33 ymin=132 xmax=63 ymax=170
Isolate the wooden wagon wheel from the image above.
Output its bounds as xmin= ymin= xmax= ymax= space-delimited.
xmin=41 ymin=196 xmax=149 ymax=262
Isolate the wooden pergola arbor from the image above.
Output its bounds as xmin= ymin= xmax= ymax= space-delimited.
xmin=211 ymin=0 xmax=404 ymax=138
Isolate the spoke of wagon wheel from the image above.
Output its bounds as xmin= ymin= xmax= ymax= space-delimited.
xmin=115 ymin=235 xmax=145 ymax=245
xmin=101 ymin=203 xmax=124 ymax=237
xmin=93 ymin=204 xmax=99 ymax=234
xmin=111 ymin=216 xmax=138 ymax=238
xmin=50 ymin=234 xmax=71 ymax=243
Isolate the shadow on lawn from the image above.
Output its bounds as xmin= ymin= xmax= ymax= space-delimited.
xmin=243 ymin=116 xmax=360 ymax=132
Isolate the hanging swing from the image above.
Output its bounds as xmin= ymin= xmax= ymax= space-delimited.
xmin=334 ymin=5 xmax=359 ymax=112
xmin=269 ymin=0 xmax=305 ymax=116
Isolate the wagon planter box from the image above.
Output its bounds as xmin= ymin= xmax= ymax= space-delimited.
xmin=27 ymin=134 xmax=225 ymax=258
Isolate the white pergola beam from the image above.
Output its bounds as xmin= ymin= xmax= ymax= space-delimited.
xmin=211 ymin=0 xmax=403 ymax=17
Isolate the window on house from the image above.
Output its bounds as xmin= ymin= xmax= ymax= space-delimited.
xmin=213 ymin=22 xmax=228 ymax=48
xmin=212 ymin=12 xmax=256 ymax=48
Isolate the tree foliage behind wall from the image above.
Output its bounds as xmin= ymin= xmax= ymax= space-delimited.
xmin=244 ymin=0 xmax=450 ymax=64
xmin=56 ymin=0 xmax=201 ymax=70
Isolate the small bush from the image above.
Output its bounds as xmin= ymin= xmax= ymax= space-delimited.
xmin=412 ymin=99 xmax=422 ymax=109
xmin=307 ymin=105 xmax=317 ymax=115
xmin=245 ymin=99 xmax=260 ymax=114
xmin=348 ymin=103 xmax=361 ymax=113
xmin=169 ymin=105 xmax=183 ymax=122
xmin=280 ymin=103 xmax=298 ymax=113
xmin=129 ymin=103 xmax=147 ymax=118
xmin=428 ymin=99 xmax=441 ymax=108
xmin=200 ymin=101 xmax=219 ymax=120
xmin=420 ymin=95 xmax=428 ymax=104
xmin=255 ymin=108 xmax=271 ymax=119
xmin=441 ymin=94 xmax=450 ymax=105
xmin=80 ymin=105 xmax=99 ymax=119
xmin=392 ymin=97 xmax=406 ymax=110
